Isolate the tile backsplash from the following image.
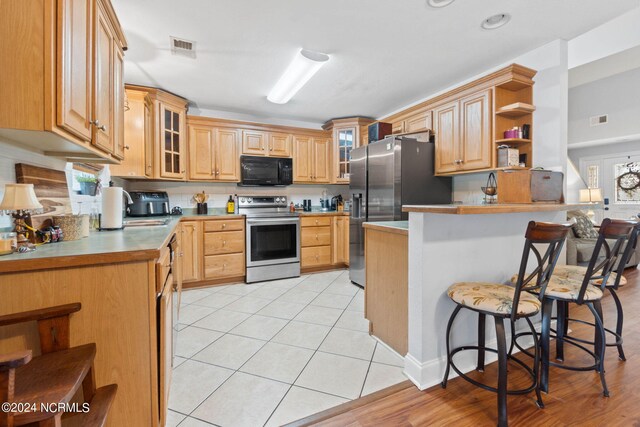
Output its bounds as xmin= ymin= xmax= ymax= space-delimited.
xmin=123 ymin=180 xmax=348 ymax=209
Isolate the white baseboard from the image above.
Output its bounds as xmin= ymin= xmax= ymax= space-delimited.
xmin=403 ymin=321 xmax=551 ymax=390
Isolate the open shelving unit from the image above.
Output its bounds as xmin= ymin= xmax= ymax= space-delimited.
xmin=494 ymin=81 xmax=535 ymax=169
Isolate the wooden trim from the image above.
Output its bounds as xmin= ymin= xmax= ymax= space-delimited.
xmin=301 ymin=264 xmax=347 ymax=274
xmin=402 ymin=203 xmax=583 ymax=215
xmin=322 ymin=117 xmax=375 ymax=131
xmin=124 ymin=84 xmax=188 ymax=108
xmin=182 ymin=276 xmax=246 ymax=289
xmin=381 ymin=64 xmax=536 ymax=124
xmin=362 ymin=223 xmax=408 ymax=236
xmin=284 ymin=380 xmax=415 ymax=427
xmin=99 ymin=0 xmax=127 ymax=49
xmin=187 ymin=115 xmax=330 ymax=138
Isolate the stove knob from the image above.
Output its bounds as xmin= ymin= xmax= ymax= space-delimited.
xmin=240 ymin=198 xmax=245 ymax=203
xmin=275 ymin=197 xmax=281 ymax=203
xmin=247 ymin=199 xmax=252 ymax=203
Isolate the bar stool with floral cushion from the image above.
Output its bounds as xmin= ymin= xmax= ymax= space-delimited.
xmin=511 ymin=218 xmax=636 ymax=399
xmin=551 ymin=221 xmax=639 ymax=362
xmin=442 ymin=221 xmax=571 ymax=427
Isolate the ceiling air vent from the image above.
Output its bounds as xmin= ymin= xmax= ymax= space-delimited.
xmin=589 ymin=114 xmax=608 ymax=127
xmin=170 ymin=36 xmax=196 ymax=58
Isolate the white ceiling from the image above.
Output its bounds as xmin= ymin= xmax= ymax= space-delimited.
xmin=112 ymin=0 xmax=639 ymax=125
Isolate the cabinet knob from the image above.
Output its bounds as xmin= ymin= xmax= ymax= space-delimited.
xmin=315 ymin=255 xmax=319 ymax=260
xmin=315 ymin=220 xmax=319 ymax=225
xmin=216 ymin=170 xmax=220 ymax=175
xmin=315 ymin=234 xmax=318 ymax=239
xmin=223 ymin=263 xmax=227 ymax=269
xmin=125 ymin=145 xmax=130 ymax=150
xmin=222 ymin=241 xmax=226 ymax=246
xmin=181 ymin=170 xmax=186 ymax=173
xmin=90 ymin=119 xmax=100 ymax=126
xmin=222 ymin=224 xmax=226 ymax=229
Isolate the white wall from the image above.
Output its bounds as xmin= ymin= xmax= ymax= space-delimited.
xmin=569 ymin=140 xmax=640 ymax=166
xmin=568 ymin=7 xmax=640 ymax=69
xmin=569 ymin=68 xmax=640 ymax=145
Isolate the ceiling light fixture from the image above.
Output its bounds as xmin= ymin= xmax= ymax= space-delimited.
xmin=481 ymin=13 xmax=511 ymax=30
xmin=267 ymin=49 xmax=330 ymax=104
xmin=426 ymin=0 xmax=455 ymax=8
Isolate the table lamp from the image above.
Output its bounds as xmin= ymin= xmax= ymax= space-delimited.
xmin=0 ymin=184 xmax=43 ymax=251
xmin=579 ymin=187 xmax=603 ymax=222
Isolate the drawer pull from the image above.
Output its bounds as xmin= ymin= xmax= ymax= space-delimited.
xmin=223 ymin=263 xmax=227 ymax=269
xmin=315 ymin=220 xmax=319 ymax=225
xmin=315 ymin=234 xmax=319 ymax=240
xmin=222 ymin=223 xmax=227 ymax=229
xmin=222 ymin=240 xmax=227 ymax=246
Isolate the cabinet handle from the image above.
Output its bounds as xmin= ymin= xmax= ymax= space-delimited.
xmin=223 ymin=263 xmax=227 ymax=269
xmin=315 ymin=255 xmax=319 ymax=260
xmin=315 ymin=234 xmax=318 ymax=239
xmin=216 ymin=170 xmax=220 ymax=175
xmin=222 ymin=223 xmax=227 ymax=229
xmin=181 ymin=170 xmax=186 ymax=173
xmin=125 ymin=145 xmax=130 ymax=150
xmin=90 ymin=119 xmax=100 ymax=126
xmin=222 ymin=240 xmax=226 ymax=246
xmin=99 ymin=125 xmax=107 ymax=131
xmin=315 ymin=220 xmax=319 ymax=225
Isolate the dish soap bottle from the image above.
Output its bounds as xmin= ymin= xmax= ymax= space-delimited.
xmin=226 ymin=195 xmax=235 ymax=214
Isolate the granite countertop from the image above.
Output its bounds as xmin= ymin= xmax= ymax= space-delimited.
xmin=402 ymin=203 xmax=583 ymax=215
xmin=363 ymin=221 xmax=409 ymax=235
xmin=0 ymin=218 xmax=182 ymax=274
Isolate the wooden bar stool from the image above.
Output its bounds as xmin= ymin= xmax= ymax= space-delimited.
xmin=0 ymin=303 xmax=118 ymax=427
xmin=532 ymin=219 xmax=636 ymax=398
xmin=442 ymin=221 xmax=571 ymax=427
xmin=552 ymin=221 xmax=640 ymax=362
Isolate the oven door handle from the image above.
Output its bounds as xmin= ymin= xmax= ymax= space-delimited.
xmin=247 ymin=218 xmax=300 ymax=225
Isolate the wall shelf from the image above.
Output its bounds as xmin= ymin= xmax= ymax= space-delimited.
xmin=495 ymin=102 xmax=536 ymax=118
xmin=495 ymin=138 xmax=531 ymax=145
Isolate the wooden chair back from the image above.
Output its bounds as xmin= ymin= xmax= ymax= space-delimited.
xmin=612 ymin=221 xmax=640 ymax=289
xmin=578 ymin=219 xmax=637 ymax=303
xmin=512 ymin=221 xmax=572 ymax=321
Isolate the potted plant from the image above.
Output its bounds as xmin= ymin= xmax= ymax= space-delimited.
xmin=76 ymin=175 xmax=100 ymax=196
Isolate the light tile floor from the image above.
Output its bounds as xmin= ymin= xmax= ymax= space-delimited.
xmin=168 ymin=269 xmax=407 ymax=427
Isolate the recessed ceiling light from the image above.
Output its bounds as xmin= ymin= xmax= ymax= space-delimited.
xmin=426 ymin=0 xmax=455 ymax=8
xmin=267 ymin=49 xmax=330 ymax=104
xmin=481 ymin=13 xmax=511 ymax=30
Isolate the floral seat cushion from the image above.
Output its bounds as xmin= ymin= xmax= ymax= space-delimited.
xmin=447 ymin=282 xmax=541 ymax=316
xmin=552 ymin=265 xmax=627 ymax=287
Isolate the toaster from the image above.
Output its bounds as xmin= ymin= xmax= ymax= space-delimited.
xmin=127 ymin=191 xmax=170 ymax=217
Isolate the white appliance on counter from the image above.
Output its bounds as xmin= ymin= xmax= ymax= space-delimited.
xmin=239 ymin=196 xmax=300 ymax=283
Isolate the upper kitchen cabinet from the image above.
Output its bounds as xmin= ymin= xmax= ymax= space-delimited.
xmin=111 ymin=85 xmax=188 ymax=180
xmin=0 ymin=0 xmax=127 ymax=163
xmin=433 ymin=89 xmax=491 ymax=174
xmin=381 ymin=64 xmax=536 ymax=176
xmin=323 ymin=117 xmax=374 ymax=184
xmin=110 ymin=89 xmax=154 ymax=178
xmin=292 ymin=135 xmax=331 ymax=183
xmin=241 ymin=130 xmax=292 ymax=157
xmin=187 ymin=117 xmax=240 ymax=182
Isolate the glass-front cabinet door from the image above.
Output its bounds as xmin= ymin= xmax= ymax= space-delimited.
xmin=335 ymin=127 xmax=356 ymax=183
xmin=159 ymin=104 xmax=186 ymax=180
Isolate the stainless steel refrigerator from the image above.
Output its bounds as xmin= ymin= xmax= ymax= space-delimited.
xmin=349 ymin=136 xmax=452 ymax=287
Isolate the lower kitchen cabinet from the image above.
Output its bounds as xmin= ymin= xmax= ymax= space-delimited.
xmin=180 ymin=221 xmax=202 ymax=283
xmin=301 ymin=214 xmax=349 ymax=270
xmin=333 ymin=216 xmax=349 ymax=265
xmin=202 ymin=219 xmax=245 ymax=280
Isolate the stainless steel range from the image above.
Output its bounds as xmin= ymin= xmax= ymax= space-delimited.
xmin=239 ymin=196 xmax=301 ymax=283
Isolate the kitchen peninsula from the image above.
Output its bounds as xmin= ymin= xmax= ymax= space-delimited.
xmin=374 ymin=203 xmax=581 ymax=390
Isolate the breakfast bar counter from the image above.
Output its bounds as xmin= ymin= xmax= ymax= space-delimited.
xmin=401 ymin=203 xmax=578 ymax=391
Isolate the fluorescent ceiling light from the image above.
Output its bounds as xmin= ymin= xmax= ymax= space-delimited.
xmin=426 ymin=0 xmax=455 ymax=8
xmin=481 ymin=13 xmax=511 ymax=30
xmin=267 ymin=49 xmax=329 ymax=104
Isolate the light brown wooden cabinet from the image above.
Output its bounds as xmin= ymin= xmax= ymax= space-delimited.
xmin=242 ymin=130 xmax=292 ymax=157
xmin=188 ymin=123 xmax=239 ymax=182
xmin=434 ymin=89 xmax=491 ymax=174
xmin=180 ymin=221 xmax=202 ymax=283
xmin=203 ymin=219 xmax=245 ymax=280
xmin=0 ymin=0 xmax=127 ymax=163
xmin=332 ymin=216 xmax=349 ymax=265
xmin=109 ymin=90 xmax=153 ymax=178
xmin=404 ymin=110 xmax=432 ymax=133
xmin=159 ymin=103 xmax=187 ymax=180
xmin=293 ymin=136 xmax=330 ymax=183
xmin=323 ymin=118 xmax=374 ymax=184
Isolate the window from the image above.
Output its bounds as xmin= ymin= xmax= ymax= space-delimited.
xmin=614 ymin=162 xmax=640 ymax=204
xmin=587 ymin=164 xmax=599 ymax=188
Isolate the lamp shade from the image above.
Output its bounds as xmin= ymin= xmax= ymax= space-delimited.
xmin=579 ymin=188 xmax=603 ymax=203
xmin=0 ymin=184 xmax=43 ymax=211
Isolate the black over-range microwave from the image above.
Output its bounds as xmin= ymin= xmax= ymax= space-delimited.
xmin=240 ymin=155 xmax=293 ymax=186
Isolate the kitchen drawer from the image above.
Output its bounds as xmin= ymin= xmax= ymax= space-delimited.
xmin=204 ymin=253 xmax=245 ymax=279
xmin=204 ymin=231 xmax=244 ymax=255
xmin=203 ymin=219 xmax=244 ymax=232
xmin=301 ymin=246 xmax=331 ymax=267
xmin=301 ymin=226 xmax=331 ymax=247
xmin=301 ymin=216 xmax=331 ymax=227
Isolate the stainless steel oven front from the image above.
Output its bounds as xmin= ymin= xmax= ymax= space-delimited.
xmin=245 ymin=215 xmax=301 ymax=283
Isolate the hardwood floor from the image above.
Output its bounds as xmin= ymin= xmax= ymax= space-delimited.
xmin=291 ymin=267 xmax=640 ymax=426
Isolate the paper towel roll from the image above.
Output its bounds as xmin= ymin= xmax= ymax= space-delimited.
xmin=101 ymin=187 xmax=124 ymax=229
